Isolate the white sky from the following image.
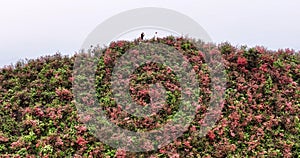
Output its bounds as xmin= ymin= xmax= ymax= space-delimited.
xmin=0 ymin=0 xmax=300 ymax=67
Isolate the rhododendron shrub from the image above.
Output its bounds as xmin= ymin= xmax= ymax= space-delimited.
xmin=0 ymin=37 xmax=299 ymax=157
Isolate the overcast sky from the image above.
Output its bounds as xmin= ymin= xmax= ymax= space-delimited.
xmin=0 ymin=0 xmax=300 ymax=67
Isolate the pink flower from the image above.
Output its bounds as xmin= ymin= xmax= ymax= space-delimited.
xmin=68 ymin=76 xmax=74 ymax=82
xmin=184 ymin=141 xmax=192 ymax=148
xmin=75 ymin=125 xmax=87 ymax=134
xmin=55 ymin=137 xmax=64 ymax=146
xmin=254 ymin=115 xmax=263 ymax=123
xmin=190 ymin=125 xmax=197 ymax=132
xmin=115 ymin=149 xmax=126 ymax=158
xmin=54 ymin=73 xmax=59 ymax=79
xmin=0 ymin=136 xmax=8 ymax=142
xmin=11 ymin=140 xmax=23 ymax=148
xmin=80 ymin=115 xmax=92 ymax=123
xmin=169 ymin=153 xmax=180 ymax=158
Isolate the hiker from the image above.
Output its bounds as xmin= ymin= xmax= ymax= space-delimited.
xmin=154 ymin=32 xmax=158 ymax=41
xmin=141 ymin=32 xmax=145 ymax=40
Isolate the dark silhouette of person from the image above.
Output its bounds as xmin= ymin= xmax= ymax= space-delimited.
xmin=141 ymin=32 xmax=145 ymax=40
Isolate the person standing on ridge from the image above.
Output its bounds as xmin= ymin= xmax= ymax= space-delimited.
xmin=141 ymin=32 xmax=145 ymax=40
xmin=154 ymin=32 xmax=158 ymax=41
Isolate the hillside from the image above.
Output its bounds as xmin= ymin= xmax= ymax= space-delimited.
xmin=0 ymin=36 xmax=299 ymax=157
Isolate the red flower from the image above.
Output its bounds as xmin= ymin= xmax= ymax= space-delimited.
xmin=207 ymin=130 xmax=216 ymax=140
xmin=159 ymin=148 xmax=166 ymax=154
xmin=117 ymin=41 xmax=125 ymax=47
xmin=55 ymin=88 xmax=72 ymax=100
xmin=260 ymin=63 xmax=268 ymax=72
xmin=255 ymin=46 xmax=266 ymax=53
xmin=34 ymin=107 xmax=44 ymax=117
xmin=76 ymin=136 xmax=88 ymax=146
xmin=237 ymin=57 xmax=247 ymax=66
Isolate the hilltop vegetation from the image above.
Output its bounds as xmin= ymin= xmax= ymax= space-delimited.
xmin=0 ymin=36 xmax=299 ymax=157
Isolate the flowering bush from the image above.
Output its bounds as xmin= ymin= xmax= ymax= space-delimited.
xmin=0 ymin=37 xmax=299 ymax=157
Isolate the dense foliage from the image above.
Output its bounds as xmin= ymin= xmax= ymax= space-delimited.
xmin=0 ymin=37 xmax=299 ymax=157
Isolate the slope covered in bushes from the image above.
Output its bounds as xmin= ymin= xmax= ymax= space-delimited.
xmin=0 ymin=37 xmax=299 ymax=157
